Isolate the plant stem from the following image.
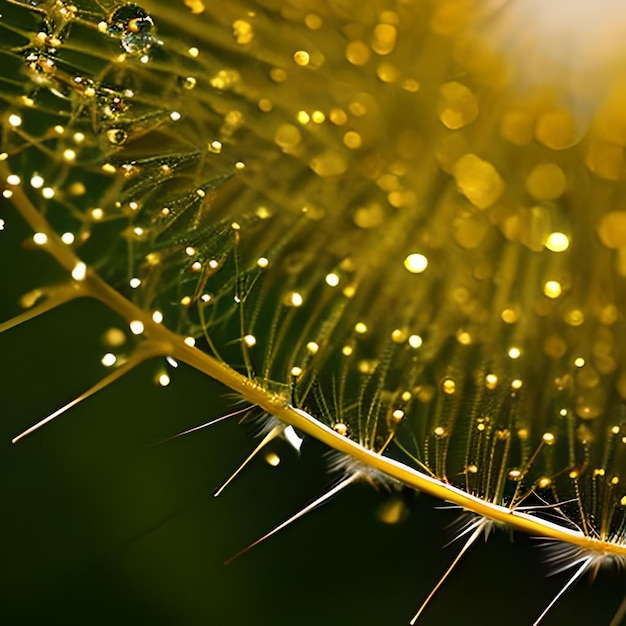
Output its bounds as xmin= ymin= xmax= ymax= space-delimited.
xmin=4 ymin=160 xmax=625 ymax=558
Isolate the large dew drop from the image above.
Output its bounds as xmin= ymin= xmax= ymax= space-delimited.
xmin=107 ymin=4 xmax=155 ymax=56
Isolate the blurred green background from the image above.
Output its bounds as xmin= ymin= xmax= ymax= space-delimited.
xmin=1 ymin=198 xmax=624 ymax=625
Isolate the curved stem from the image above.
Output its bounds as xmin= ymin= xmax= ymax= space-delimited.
xmin=5 ymin=161 xmax=626 ymax=559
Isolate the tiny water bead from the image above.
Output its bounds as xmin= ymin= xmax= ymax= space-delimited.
xmin=106 ymin=127 xmax=128 ymax=145
xmin=104 ymin=4 xmax=156 ymax=56
xmin=404 ymin=253 xmax=428 ymax=274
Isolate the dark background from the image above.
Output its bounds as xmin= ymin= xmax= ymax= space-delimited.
xmin=1 ymin=203 xmax=624 ymax=625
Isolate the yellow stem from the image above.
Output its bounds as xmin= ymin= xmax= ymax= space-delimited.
xmin=4 ymin=161 xmax=626 ymax=558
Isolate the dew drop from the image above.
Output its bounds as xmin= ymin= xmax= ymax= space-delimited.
xmin=106 ymin=128 xmax=128 ymax=145
xmin=101 ymin=353 xmax=117 ymax=367
xmin=107 ymin=4 xmax=155 ymax=56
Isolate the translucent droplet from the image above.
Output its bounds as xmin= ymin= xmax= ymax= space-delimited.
xmin=106 ymin=128 xmax=128 ymax=145
xmin=178 ymin=76 xmax=197 ymax=91
xmin=97 ymin=87 xmax=128 ymax=120
xmin=453 ymin=154 xmax=505 ymax=209
xmin=107 ymin=4 xmax=155 ymax=55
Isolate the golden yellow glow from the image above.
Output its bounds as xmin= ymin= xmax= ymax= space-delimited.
xmin=208 ymin=140 xmax=222 ymax=154
xmin=306 ymin=342 xmax=319 ymax=354
xmin=441 ymin=378 xmax=456 ymax=394
xmin=391 ymin=409 xmax=404 ymax=422
xmin=454 ymin=154 xmax=504 ymax=209
xmin=545 ymin=232 xmax=570 ymax=252
xmin=438 ymin=82 xmax=478 ymax=130
xmin=325 ymin=272 xmax=339 ymax=287
xmin=565 ymin=309 xmax=585 ymax=326
xmin=129 ymin=320 xmax=144 ymax=335
xmin=343 ymin=131 xmax=362 ymax=149
xmin=508 ymin=347 xmax=521 ymax=359
xmin=485 ymin=374 xmax=498 ymax=389
xmin=391 ymin=328 xmax=408 ymax=343
xmin=284 ymin=291 xmax=304 ymax=307
xmin=293 ymin=50 xmax=310 ymax=66
xmin=158 ymin=373 xmax=171 ymax=387
xmin=30 ymin=174 xmax=44 ymax=189
xmin=525 ymin=163 xmax=566 ymax=200
xmin=345 ymin=41 xmax=370 ymax=66
xmin=71 ymin=261 xmax=87 ymax=281
xmin=408 ymin=335 xmax=422 ymax=349
xmin=372 ymin=23 xmax=397 ymax=55
xmin=404 ymin=253 xmax=428 ymax=273
xmin=543 ymin=280 xmax=563 ymax=298
xmin=329 ymin=108 xmax=347 ymax=125
xmin=305 ymin=14 xmax=322 ymax=30
xmin=264 ymin=452 xmax=281 ymax=467
xmin=101 ymin=353 xmax=116 ymax=367
xmin=232 ymin=20 xmax=253 ymax=45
